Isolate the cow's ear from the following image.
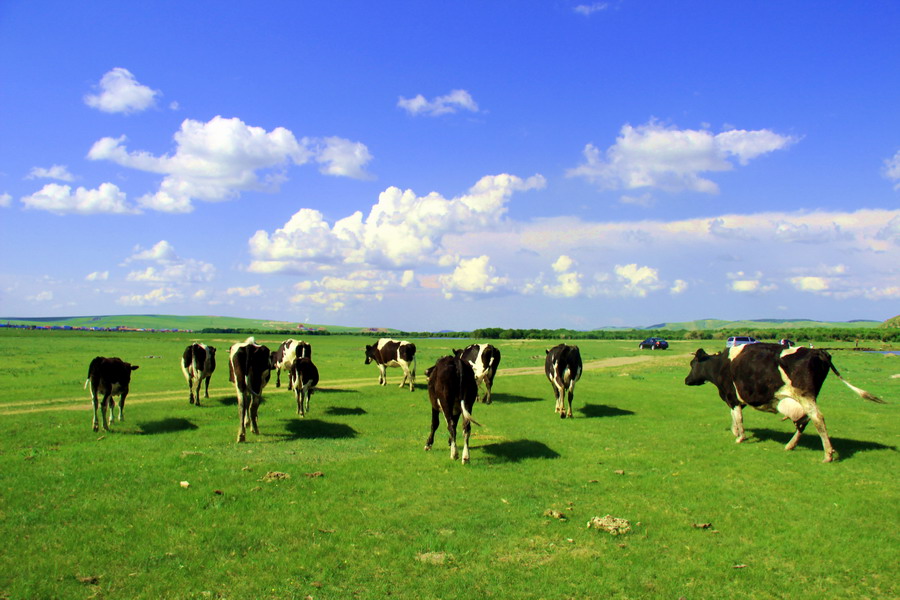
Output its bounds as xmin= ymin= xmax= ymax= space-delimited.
xmin=694 ymin=349 xmax=708 ymax=358
xmin=131 ymin=365 xmax=140 ymax=370
xmin=545 ymin=349 xmax=550 ymax=355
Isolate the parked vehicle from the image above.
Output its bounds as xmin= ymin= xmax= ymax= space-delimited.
xmin=726 ymin=336 xmax=758 ymax=348
xmin=780 ymin=339 xmax=795 ymax=347
xmin=639 ymin=337 xmax=669 ymax=350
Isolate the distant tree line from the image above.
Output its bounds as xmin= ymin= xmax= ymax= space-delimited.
xmin=197 ymin=326 xmax=900 ymax=343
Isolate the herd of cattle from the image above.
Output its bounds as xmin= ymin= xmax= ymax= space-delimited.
xmin=84 ymin=337 xmax=884 ymax=463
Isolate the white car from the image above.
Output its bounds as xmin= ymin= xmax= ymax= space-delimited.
xmin=726 ymin=336 xmax=758 ymax=348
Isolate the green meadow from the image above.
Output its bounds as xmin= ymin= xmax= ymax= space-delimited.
xmin=0 ymin=329 xmax=897 ymax=599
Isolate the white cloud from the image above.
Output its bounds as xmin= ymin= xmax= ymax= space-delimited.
xmin=670 ymin=279 xmax=688 ymax=294
xmin=84 ymin=67 xmax=160 ymax=114
xmin=567 ymin=120 xmax=797 ymax=193
xmin=398 ymin=89 xmax=479 ymax=117
xmin=27 ymin=165 xmax=75 ymax=182
xmin=440 ymin=255 xmax=509 ymax=298
xmin=28 ymin=291 xmax=53 ymax=302
xmin=543 ymin=255 xmax=583 ymax=298
xmin=790 ymin=276 xmax=829 ymax=292
xmin=21 ymin=182 xmax=138 ymax=215
xmin=118 ymin=287 xmax=183 ymax=306
xmin=227 ymin=285 xmax=262 ymax=297
xmin=574 ymin=3 xmax=608 ymax=16
xmin=88 ymin=116 xmax=372 ymax=212
xmin=884 ymin=150 xmax=900 ymax=190
xmin=85 ymin=271 xmax=109 ymax=281
xmin=613 ymin=264 xmax=663 ymax=297
xmin=125 ymin=241 xmax=215 ymax=283
xmin=248 ymin=173 xmax=546 ymax=272
xmin=0 ymin=193 xmax=10 ymax=208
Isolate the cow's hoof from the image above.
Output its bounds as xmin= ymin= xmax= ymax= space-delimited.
xmin=823 ymin=454 xmax=834 ymax=463
xmin=237 ymin=435 xmax=246 ymax=443
xmin=92 ymin=424 xmax=99 ymax=432
xmin=424 ymin=445 xmax=432 ymax=451
xmin=560 ymin=413 xmax=566 ymax=419
xmin=461 ymin=457 xmax=470 ymax=465
xmin=189 ymin=398 xmax=195 ymax=405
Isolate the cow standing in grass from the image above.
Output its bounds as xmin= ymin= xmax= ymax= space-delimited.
xmin=181 ymin=342 xmax=216 ymax=406
xmin=364 ymin=338 xmax=417 ymax=391
xmin=271 ymin=339 xmax=311 ymax=390
xmin=684 ymin=343 xmax=884 ymax=462
xmin=229 ymin=337 xmax=272 ymax=443
xmin=545 ymin=344 xmax=583 ymax=419
xmin=290 ymin=357 xmax=319 ymax=417
xmin=453 ymin=343 xmax=501 ymax=404
xmin=85 ymin=356 xmax=139 ymax=432
xmin=425 ymin=356 xmax=479 ymax=464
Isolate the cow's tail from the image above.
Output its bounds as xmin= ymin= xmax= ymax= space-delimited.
xmin=829 ymin=362 xmax=885 ymax=403
xmin=460 ymin=402 xmax=481 ymax=427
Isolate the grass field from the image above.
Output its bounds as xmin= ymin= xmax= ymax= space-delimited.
xmin=0 ymin=330 xmax=897 ymax=599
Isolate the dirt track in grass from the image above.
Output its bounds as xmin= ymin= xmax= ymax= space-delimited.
xmin=1 ymin=353 xmax=693 ymax=415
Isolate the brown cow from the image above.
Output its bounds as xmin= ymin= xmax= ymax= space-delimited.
xmin=85 ymin=356 xmax=139 ymax=432
xmin=425 ymin=356 xmax=480 ymax=464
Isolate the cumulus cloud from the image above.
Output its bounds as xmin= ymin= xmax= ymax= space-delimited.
xmin=543 ymin=255 xmax=583 ymax=298
xmin=227 ymin=285 xmax=262 ymax=297
xmin=248 ymin=173 xmax=546 ymax=273
xmin=567 ymin=120 xmax=797 ymax=193
xmin=398 ymin=89 xmax=479 ymax=116
xmin=88 ymin=116 xmax=372 ymax=212
xmin=28 ymin=291 xmax=53 ymax=302
xmin=728 ymin=271 xmax=777 ymax=294
xmin=27 ymin=165 xmax=75 ymax=182
xmin=290 ymin=270 xmax=412 ymax=311
xmin=124 ymin=241 xmax=215 ymax=283
xmin=20 ymin=182 xmax=137 ymax=215
xmin=84 ymin=68 xmax=160 ymax=114
xmin=85 ymin=271 xmax=109 ymax=281
xmin=440 ymin=255 xmax=510 ymax=299
xmin=0 ymin=193 xmax=10 ymax=208
xmin=613 ymin=264 xmax=663 ymax=297
xmin=670 ymin=279 xmax=688 ymax=294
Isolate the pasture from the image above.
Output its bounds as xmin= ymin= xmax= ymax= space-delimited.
xmin=0 ymin=329 xmax=897 ymax=599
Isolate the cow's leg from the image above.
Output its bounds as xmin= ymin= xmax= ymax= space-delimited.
xmin=236 ymin=395 xmax=247 ymax=442
xmin=116 ymin=394 xmax=125 ymax=422
xmin=798 ymin=399 xmax=834 ymax=462
xmin=249 ymin=398 xmax=260 ymax=435
xmin=730 ymin=405 xmax=746 ymax=443
xmin=565 ymin=384 xmax=575 ymax=419
xmin=398 ymin=365 xmax=408 ymax=389
xmin=295 ymin=389 xmax=303 ymax=416
xmin=188 ymin=375 xmax=196 ymax=405
xmin=483 ymin=378 xmax=492 ymax=405
xmin=275 ymin=368 xmax=281 ymax=388
xmin=446 ymin=410 xmax=458 ymax=460
xmin=193 ymin=378 xmax=202 ymax=406
xmin=408 ymin=367 xmax=415 ymax=392
xmin=204 ymin=375 xmax=211 ymax=399
xmin=287 ymin=368 xmax=294 ymax=391
xmin=102 ymin=394 xmax=112 ymax=430
xmin=785 ymin=416 xmax=810 ymax=451
xmin=424 ymin=408 xmax=440 ymax=451
xmin=303 ymin=386 xmax=311 ymax=415
xmin=378 ymin=365 xmax=387 ymax=386
xmin=91 ymin=390 xmax=100 ymax=432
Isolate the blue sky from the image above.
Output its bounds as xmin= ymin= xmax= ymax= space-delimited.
xmin=1 ymin=1 xmax=898 ymax=331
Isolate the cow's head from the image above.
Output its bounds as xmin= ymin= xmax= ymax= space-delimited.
xmin=364 ymin=344 xmax=376 ymax=364
xmin=452 ymin=348 xmax=464 ymax=359
xmin=684 ymin=349 xmax=713 ymax=386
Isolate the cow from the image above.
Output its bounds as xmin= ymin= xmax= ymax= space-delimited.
xmin=453 ymin=344 xmax=501 ymax=404
xmin=229 ymin=337 xmax=272 ymax=442
xmin=545 ymin=344 xmax=583 ymax=419
xmin=424 ymin=355 xmax=480 ymax=464
xmin=364 ymin=338 xmax=417 ymax=391
xmin=684 ymin=343 xmax=884 ymax=462
xmin=290 ymin=357 xmax=319 ymax=417
xmin=181 ymin=342 xmax=216 ymax=405
xmin=271 ymin=338 xmax=312 ymax=389
xmin=84 ymin=356 xmax=139 ymax=432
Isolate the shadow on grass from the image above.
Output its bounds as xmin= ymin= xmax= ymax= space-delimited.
xmin=578 ymin=403 xmax=635 ymax=418
xmin=218 ymin=396 xmax=238 ymax=407
xmin=751 ymin=428 xmax=897 ymax=460
xmin=489 ymin=392 xmax=543 ymax=404
xmin=315 ymin=388 xmax=360 ymax=395
xmin=281 ymin=419 xmax=358 ymax=440
xmin=325 ymin=406 xmax=367 ymax=416
xmin=138 ymin=418 xmax=198 ymax=435
xmin=480 ymin=439 xmax=560 ymax=463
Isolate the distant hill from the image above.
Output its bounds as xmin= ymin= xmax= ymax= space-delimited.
xmin=883 ymin=315 xmax=900 ymax=328
xmin=637 ymin=318 xmax=883 ymax=331
xmin=0 ymin=314 xmax=396 ymax=334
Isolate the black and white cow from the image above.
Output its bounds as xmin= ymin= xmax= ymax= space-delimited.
xmin=271 ymin=338 xmax=312 ymax=389
xmin=453 ymin=344 xmax=501 ymax=404
xmin=181 ymin=342 xmax=216 ymax=405
xmin=424 ymin=355 xmax=480 ymax=464
xmin=684 ymin=343 xmax=884 ymax=462
xmin=290 ymin=357 xmax=319 ymax=417
xmin=364 ymin=338 xmax=417 ymax=391
xmin=84 ymin=356 xmax=139 ymax=432
xmin=545 ymin=344 xmax=583 ymax=419
xmin=229 ymin=337 xmax=272 ymax=443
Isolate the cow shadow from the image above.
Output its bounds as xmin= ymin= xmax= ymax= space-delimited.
xmin=218 ymin=396 xmax=238 ymax=406
xmin=281 ymin=419 xmax=358 ymax=440
xmin=489 ymin=392 xmax=543 ymax=404
xmin=325 ymin=406 xmax=367 ymax=416
xmin=751 ymin=428 xmax=897 ymax=460
xmin=578 ymin=403 xmax=635 ymax=418
xmin=480 ymin=439 xmax=561 ymax=463
xmin=138 ymin=418 xmax=199 ymax=435
xmin=315 ymin=388 xmax=360 ymax=395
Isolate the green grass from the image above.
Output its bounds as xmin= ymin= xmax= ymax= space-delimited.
xmin=0 ymin=331 xmax=897 ymax=599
